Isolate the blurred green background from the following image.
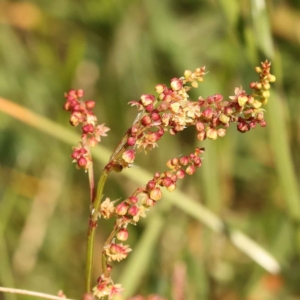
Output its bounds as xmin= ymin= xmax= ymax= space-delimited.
xmin=0 ymin=0 xmax=300 ymax=299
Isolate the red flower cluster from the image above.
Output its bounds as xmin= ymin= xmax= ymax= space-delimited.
xmin=126 ymin=67 xmax=205 ymax=154
xmin=112 ymin=61 xmax=274 ymax=171
xmin=63 ymin=89 xmax=110 ymax=170
xmin=95 ymin=148 xmax=204 ymax=299
xmin=100 ymin=147 xmax=204 ymax=251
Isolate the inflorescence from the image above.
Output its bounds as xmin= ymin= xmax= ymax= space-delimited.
xmin=63 ymin=60 xmax=275 ymax=300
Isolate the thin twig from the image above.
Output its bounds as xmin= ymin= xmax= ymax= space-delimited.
xmin=0 ymin=287 xmax=76 ymax=300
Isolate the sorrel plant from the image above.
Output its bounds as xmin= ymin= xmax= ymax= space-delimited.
xmin=63 ymin=60 xmax=276 ymax=299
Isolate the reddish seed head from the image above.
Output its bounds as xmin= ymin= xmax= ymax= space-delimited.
xmin=141 ymin=115 xmax=152 ymax=126
xmin=165 ymin=171 xmax=172 ymax=178
xmin=162 ymin=177 xmax=173 ymax=187
xmin=202 ymin=108 xmax=214 ymax=119
xmin=249 ymin=121 xmax=257 ymax=129
xmin=77 ymin=156 xmax=87 ymax=168
xmin=122 ymin=150 xmax=135 ymax=163
xmin=73 ymin=148 xmax=83 ymax=159
xmin=180 ymin=156 xmax=189 ymax=166
xmin=128 ymin=205 xmax=138 ymax=216
xmin=151 ymin=112 xmax=161 ymax=122
xmin=207 ymin=96 xmax=215 ymax=104
xmin=128 ymin=196 xmax=138 ymax=204
xmin=63 ymin=102 xmax=71 ymax=111
xmin=224 ymin=107 xmax=233 ymax=115
xmin=150 ymin=188 xmax=162 ymax=201
xmin=130 ymin=126 xmax=138 ymax=135
xmin=260 ymin=120 xmax=267 ymax=127
xmin=176 ymin=169 xmax=185 ymax=179
xmin=71 ymin=152 xmax=79 ymax=159
xmin=127 ymin=137 xmax=137 ymax=146
xmin=85 ymin=100 xmax=95 ymax=110
xmin=155 ymin=84 xmax=165 ymax=94
xmin=213 ymin=93 xmax=223 ymax=102
xmin=88 ymin=136 xmax=98 ymax=147
xmin=117 ymin=228 xmax=129 ymax=241
xmin=82 ymin=124 xmax=94 ymax=134
xmin=237 ymin=122 xmax=250 ymax=133
xmin=79 ymin=148 xmax=88 ymax=155
xmin=217 ymin=128 xmax=226 ymax=137
xmin=166 ymin=183 xmax=176 ymax=192
xmin=170 ymin=78 xmax=183 ymax=91
xmin=170 ymin=174 xmax=177 ymax=182
xmin=157 ymin=127 xmax=164 ymax=137
xmin=73 ymin=103 xmax=82 ymax=112
xmin=66 ymin=94 xmax=76 ymax=102
xmin=116 ymin=202 xmax=129 ymax=216
xmin=247 ymin=97 xmax=254 ymax=104
xmin=140 ymin=94 xmax=155 ymax=107
xmin=193 ymin=157 xmax=202 ymax=167
xmin=144 ymin=197 xmax=155 ymax=207
xmin=145 ymin=104 xmax=154 ymax=112
xmin=154 ymin=172 xmax=161 ymax=178
xmin=198 ymin=97 xmax=205 ymax=105
xmin=189 ymin=153 xmax=195 ymax=159
xmin=109 ymin=243 xmax=121 ymax=254
xmin=67 ymin=89 xmax=77 ymax=98
xmin=70 ymin=111 xmax=83 ymax=126
xmin=171 ymin=158 xmax=179 ymax=166
xmin=147 ymin=132 xmax=159 ymax=143
xmin=147 ymin=180 xmax=156 ymax=191
xmin=70 ymin=100 xmax=78 ymax=107
xmin=76 ymin=89 xmax=84 ymax=98
xmin=196 ymin=121 xmax=205 ymax=132
xmin=157 ymin=102 xmax=169 ymax=112
xmin=256 ymin=112 xmax=264 ymax=121
xmin=186 ymin=164 xmax=196 ymax=175
xmin=211 ymin=117 xmax=220 ymax=127
xmin=163 ymin=94 xmax=172 ymax=102
xmin=166 ymin=159 xmax=173 ymax=169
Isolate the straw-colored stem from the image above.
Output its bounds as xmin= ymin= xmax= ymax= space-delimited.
xmin=0 ymin=287 xmax=76 ymax=300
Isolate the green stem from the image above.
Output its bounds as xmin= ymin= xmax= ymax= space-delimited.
xmin=84 ymin=121 xmax=145 ymax=292
xmin=85 ymin=168 xmax=109 ymax=293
